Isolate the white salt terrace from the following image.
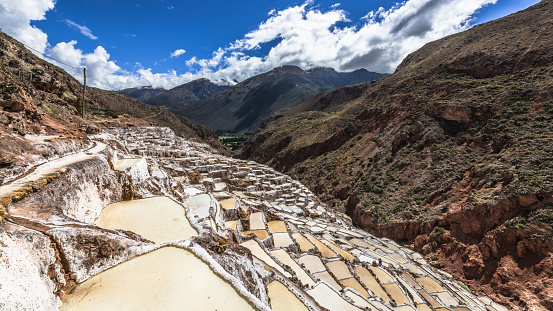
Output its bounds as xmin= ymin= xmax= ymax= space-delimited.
xmin=63 ymin=127 xmax=507 ymax=311
xmin=249 ymin=212 xmax=266 ymax=230
xmin=0 ymin=141 xmax=107 ymax=199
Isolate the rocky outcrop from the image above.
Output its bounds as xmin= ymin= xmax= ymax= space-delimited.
xmin=14 ymin=157 xmax=123 ymax=223
xmin=347 ymin=192 xmax=553 ymax=310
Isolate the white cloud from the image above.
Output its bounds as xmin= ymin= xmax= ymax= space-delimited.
xmin=205 ymin=0 xmax=498 ymax=76
xmin=48 ymin=40 xmax=83 ymax=74
xmin=167 ymin=5 xmax=174 ymax=10
xmin=0 ymin=0 xmax=500 ymax=91
xmin=63 ymin=19 xmax=98 ymax=40
xmin=125 ymin=0 xmax=495 ymax=90
xmin=0 ymin=0 xmax=55 ymax=54
xmin=170 ymin=48 xmax=186 ymax=58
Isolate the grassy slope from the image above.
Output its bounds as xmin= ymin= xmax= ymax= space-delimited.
xmin=242 ymin=2 xmax=553 ymax=308
xmin=245 ymin=0 xmax=553 ymax=221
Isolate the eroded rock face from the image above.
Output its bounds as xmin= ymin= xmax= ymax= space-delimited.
xmin=0 ymin=223 xmax=61 ymax=310
xmin=348 ymin=194 xmax=553 ymax=310
xmin=434 ymin=104 xmax=472 ymax=123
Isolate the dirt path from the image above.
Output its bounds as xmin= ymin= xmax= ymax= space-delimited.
xmin=0 ymin=141 xmax=107 ymax=199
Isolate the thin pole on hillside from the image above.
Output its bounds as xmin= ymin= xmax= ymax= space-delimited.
xmin=82 ymin=68 xmax=86 ymax=119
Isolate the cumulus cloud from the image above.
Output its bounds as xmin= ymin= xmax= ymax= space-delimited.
xmin=48 ymin=40 xmax=201 ymax=90
xmin=107 ymin=0 xmax=495 ymax=90
xmin=63 ymin=19 xmax=98 ymax=40
xmin=195 ymin=0 xmax=498 ymax=77
xmin=0 ymin=0 xmax=55 ymax=54
xmin=0 ymin=0 xmax=500 ymax=91
xmin=170 ymin=49 xmax=186 ymax=58
xmin=48 ymin=40 xmax=83 ymax=73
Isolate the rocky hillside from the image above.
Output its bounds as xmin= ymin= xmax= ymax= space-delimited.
xmin=85 ymin=87 xmax=226 ymax=153
xmin=0 ymin=31 xmax=226 ymax=155
xmin=242 ymin=1 xmax=553 ymax=309
xmin=155 ymin=65 xmax=385 ymax=133
xmin=116 ymin=86 xmax=166 ymax=102
xmin=146 ymin=78 xmax=229 ymax=107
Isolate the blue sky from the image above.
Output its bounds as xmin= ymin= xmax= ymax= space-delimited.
xmin=0 ymin=0 xmax=541 ymax=90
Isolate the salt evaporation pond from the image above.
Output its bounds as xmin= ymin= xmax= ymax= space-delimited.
xmin=266 ymin=281 xmax=309 ymax=311
xmin=95 ymin=196 xmax=197 ymax=243
xmin=185 ymin=193 xmax=211 ymax=219
xmin=219 ymin=198 xmax=237 ymax=210
xmin=114 ymin=158 xmax=142 ymax=171
xmin=60 ymin=247 xmax=255 ymax=311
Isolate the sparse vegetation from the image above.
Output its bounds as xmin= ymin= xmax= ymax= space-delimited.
xmin=430 ymin=226 xmax=446 ymax=237
xmin=456 ymin=280 xmax=471 ymax=293
xmin=218 ymin=133 xmax=250 ymax=152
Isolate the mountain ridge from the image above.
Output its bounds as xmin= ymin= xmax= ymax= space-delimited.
xmin=116 ymin=86 xmax=166 ymax=102
xmin=145 ymin=78 xmax=230 ymax=108
xmin=147 ymin=65 xmax=386 ymax=133
xmin=241 ymin=1 xmax=553 ymax=309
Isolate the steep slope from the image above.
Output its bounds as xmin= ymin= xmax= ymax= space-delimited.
xmin=146 ymin=78 xmax=229 ymax=107
xmin=116 ymin=86 xmax=166 ymax=102
xmin=242 ymin=1 xmax=553 ymax=309
xmin=155 ymin=65 xmax=385 ymax=133
xmin=0 ymin=31 xmax=226 ymax=154
xmin=85 ymin=88 xmax=226 ymax=153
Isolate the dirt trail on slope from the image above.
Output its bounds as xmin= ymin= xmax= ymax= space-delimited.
xmin=0 ymin=141 xmax=106 ymax=199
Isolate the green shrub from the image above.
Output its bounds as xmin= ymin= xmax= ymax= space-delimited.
xmin=430 ymin=226 xmax=446 ymax=237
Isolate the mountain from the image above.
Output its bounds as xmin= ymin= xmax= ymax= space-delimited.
xmin=146 ymin=78 xmax=229 ymax=107
xmin=116 ymin=86 xmax=166 ymax=102
xmin=85 ymin=88 xmax=226 ymax=153
xmin=241 ymin=1 xmax=553 ymax=309
xmin=0 ymin=31 xmax=226 ymax=156
xmin=149 ymin=65 xmax=386 ymax=133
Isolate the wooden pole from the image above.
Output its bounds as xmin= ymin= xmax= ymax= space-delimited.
xmin=81 ymin=68 xmax=86 ymax=119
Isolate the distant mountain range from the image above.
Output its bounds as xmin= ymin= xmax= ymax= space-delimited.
xmin=123 ymin=66 xmax=386 ymax=133
xmin=146 ymin=78 xmax=230 ymax=107
xmin=117 ymin=86 xmax=166 ymax=102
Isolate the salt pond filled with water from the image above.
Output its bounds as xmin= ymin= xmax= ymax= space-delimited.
xmin=185 ymin=193 xmax=211 ymax=219
xmin=113 ymin=158 xmax=142 ymax=171
xmin=95 ymin=196 xmax=197 ymax=243
xmin=60 ymin=247 xmax=255 ymax=311
xmin=266 ymin=281 xmax=308 ymax=311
